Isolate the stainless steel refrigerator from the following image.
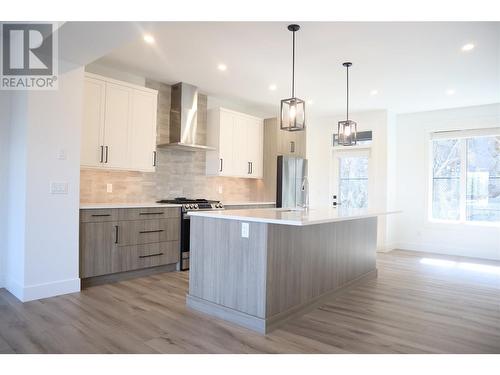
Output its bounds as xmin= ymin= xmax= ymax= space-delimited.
xmin=276 ymin=155 xmax=308 ymax=208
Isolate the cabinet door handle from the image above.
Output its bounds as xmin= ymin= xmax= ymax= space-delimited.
xmin=99 ymin=146 xmax=104 ymax=163
xmin=91 ymin=214 xmax=111 ymax=217
xmin=219 ymin=158 xmax=223 ymax=172
xmin=105 ymin=146 xmax=109 ymax=163
xmin=153 ymin=151 xmax=157 ymax=167
xmin=290 ymin=141 xmax=295 ymax=153
xmin=248 ymin=161 xmax=251 ymax=174
xmin=139 ymin=212 xmax=164 ymax=216
xmin=115 ymin=225 xmax=119 ymax=244
xmin=250 ymin=162 xmax=253 ymax=174
xmin=139 ymin=229 xmax=164 ymax=234
xmin=139 ymin=252 xmax=164 ymax=259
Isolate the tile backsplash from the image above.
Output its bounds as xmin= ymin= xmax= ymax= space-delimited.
xmin=80 ymin=78 xmax=267 ymax=204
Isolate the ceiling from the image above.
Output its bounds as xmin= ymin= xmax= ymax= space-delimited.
xmin=93 ymin=22 xmax=500 ymax=118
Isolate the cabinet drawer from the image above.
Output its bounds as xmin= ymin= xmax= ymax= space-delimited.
xmin=117 ymin=207 xmax=180 ymax=221
xmin=117 ymin=218 xmax=180 ymax=246
xmin=112 ymin=241 xmax=180 ymax=273
xmin=80 ymin=209 xmax=118 ymax=223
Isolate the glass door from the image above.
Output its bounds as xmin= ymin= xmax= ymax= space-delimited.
xmin=331 ymin=150 xmax=371 ymax=209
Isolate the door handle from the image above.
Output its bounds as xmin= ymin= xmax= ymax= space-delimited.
xmin=219 ymin=158 xmax=223 ymax=172
xmin=153 ymin=151 xmax=157 ymax=167
xmin=105 ymin=146 xmax=109 ymax=163
xmin=114 ymin=225 xmax=119 ymax=244
xmin=290 ymin=141 xmax=295 ymax=153
xmin=99 ymin=146 xmax=104 ymax=163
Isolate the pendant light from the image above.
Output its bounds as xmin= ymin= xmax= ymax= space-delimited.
xmin=337 ymin=62 xmax=357 ymax=146
xmin=280 ymin=24 xmax=305 ymax=131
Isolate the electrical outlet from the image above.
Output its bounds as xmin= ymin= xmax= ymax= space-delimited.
xmin=106 ymin=183 xmax=113 ymax=193
xmin=50 ymin=182 xmax=68 ymax=195
xmin=241 ymin=222 xmax=249 ymax=238
xmin=218 ymin=185 xmax=223 ymax=194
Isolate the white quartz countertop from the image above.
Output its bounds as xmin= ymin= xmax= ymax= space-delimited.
xmin=224 ymin=201 xmax=276 ymax=206
xmin=80 ymin=203 xmax=182 ymax=209
xmin=188 ymin=207 xmax=400 ymax=226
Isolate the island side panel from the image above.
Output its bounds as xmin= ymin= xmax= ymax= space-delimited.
xmin=188 ymin=216 xmax=268 ymax=318
xmin=265 ymin=217 xmax=377 ymax=318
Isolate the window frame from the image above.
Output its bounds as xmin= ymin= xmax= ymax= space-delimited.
xmin=427 ymin=128 xmax=500 ymax=227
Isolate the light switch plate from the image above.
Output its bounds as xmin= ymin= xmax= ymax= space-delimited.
xmin=241 ymin=222 xmax=249 ymax=238
xmin=57 ymin=149 xmax=67 ymax=160
xmin=50 ymin=182 xmax=68 ymax=195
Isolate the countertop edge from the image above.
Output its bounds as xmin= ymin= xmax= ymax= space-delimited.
xmin=188 ymin=209 xmax=401 ymax=226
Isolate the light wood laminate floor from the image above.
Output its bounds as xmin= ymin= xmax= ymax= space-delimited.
xmin=0 ymin=250 xmax=499 ymax=353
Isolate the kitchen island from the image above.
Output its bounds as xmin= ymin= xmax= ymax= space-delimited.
xmin=186 ymin=208 xmax=398 ymax=333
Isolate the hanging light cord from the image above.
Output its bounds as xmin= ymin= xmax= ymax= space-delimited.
xmin=346 ymin=64 xmax=349 ymax=121
xmin=291 ymin=29 xmax=295 ymax=98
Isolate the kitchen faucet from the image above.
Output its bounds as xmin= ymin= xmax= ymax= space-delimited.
xmin=301 ymin=175 xmax=309 ymax=210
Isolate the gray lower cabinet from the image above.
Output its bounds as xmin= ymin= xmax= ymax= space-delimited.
xmin=80 ymin=207 xmax=181 ymax=279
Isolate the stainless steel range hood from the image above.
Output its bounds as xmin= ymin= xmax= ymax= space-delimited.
xmin=158 ymin=82 xmax=215 ymax=151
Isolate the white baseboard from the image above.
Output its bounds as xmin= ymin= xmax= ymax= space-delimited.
xmin=5 ymin=279 xmax=24 ymax=300
xmin=394 ymin=242 xmax=500 ymax=262
xmin=6 ymin=278 xmax=81 ymax=302
xmin=377 ymin=243 xmax=397 ymax=253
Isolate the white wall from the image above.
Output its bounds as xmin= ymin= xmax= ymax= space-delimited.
xmin=5 ymin=92 xmax=28 ymax=296
xmin=4 ymin=61 xmax=84 ymax=301
xmin=0 ymin=92 xmax=12 ymax=288
xmin=307 ymin=110 xmax=395 ymax=251
xmin=394 ymin=103 xmax=500 ymax=260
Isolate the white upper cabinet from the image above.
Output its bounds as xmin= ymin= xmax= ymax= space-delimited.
xmin=81 ymin=77 xmax=106 ymax=167
xmin=130 ymin=89 xmax=158 ymax=171
xmin=206 ymin=108 xmax=263 ymax=179
xmin=246 ymin=117 xmax=264 ymax=178
xmin=103 ymin=82 xmax=131 ymax=169
xmin=81 ymin=73 xmax=158 ymax=172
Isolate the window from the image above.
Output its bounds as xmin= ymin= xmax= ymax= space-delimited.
xmin=430 ymin=129 xmax=500 ymax=223
xmin=339 ymin=156 xmax=369 ymax=209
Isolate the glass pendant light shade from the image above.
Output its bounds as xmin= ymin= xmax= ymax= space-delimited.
xmin=337 ymin=62 xmax=357 ymax=145
xmin=337 ymin=119 xmax=357 ymax=146
xmin=280 ymin=24 xmax=305 ymax=131
xmin=281 ymin=97 xmax=305 ymax=131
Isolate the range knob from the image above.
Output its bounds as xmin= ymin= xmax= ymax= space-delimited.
xmin=194 ymin=204 xmax=199 ymax=209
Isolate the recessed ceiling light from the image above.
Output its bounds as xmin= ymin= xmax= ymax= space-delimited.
xmin=217 ymin=64 xmax=227 ymax=71
xmin=143 ymin=34 xmax=155 ymax=44
xmin=268 ymin=84 xmax=277 ymax=91
xmin=370 ymin=89 xmax=378 ymax=96
xmin=446 ymin=89 xmax=456 ymax=96
xmin=461 ymin=43 xmax=475 ymax=52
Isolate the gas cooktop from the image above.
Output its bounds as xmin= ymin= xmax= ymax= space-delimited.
xmin=157 ymin=197 xmax=224 ymax=211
